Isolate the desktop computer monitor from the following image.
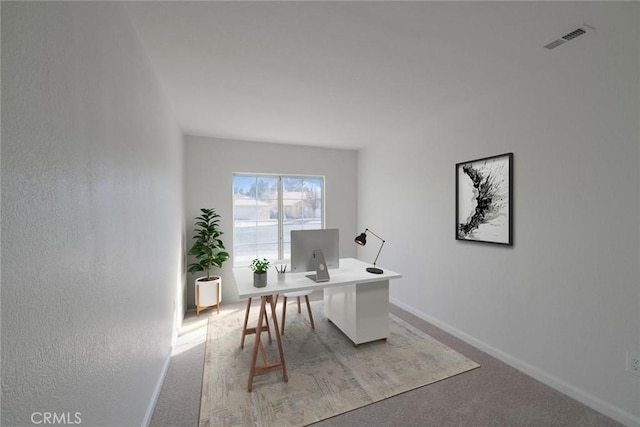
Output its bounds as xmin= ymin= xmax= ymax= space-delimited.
xmin=290 ymin=229 xmax=339 ymax=278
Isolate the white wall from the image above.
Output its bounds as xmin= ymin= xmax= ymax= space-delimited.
xmin=185 ymin=135 xmax=357 ymax=305
xmin=358 ymin=4 xmax=640 ymax=425
xmin=1 ymin=3 xmax=184 ymax=426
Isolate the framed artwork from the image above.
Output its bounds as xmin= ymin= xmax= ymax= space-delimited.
xmin=456 ymin=152 xmax=513 ymax=246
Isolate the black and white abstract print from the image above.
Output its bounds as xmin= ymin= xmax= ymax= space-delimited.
xmin=456 ymin=153 xmax=512 ymax=245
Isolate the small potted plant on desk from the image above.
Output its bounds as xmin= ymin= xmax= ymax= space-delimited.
xmin=187 ymin=208 xmax=230 ymax=315
xmin=250 ymin=258 xmax=270 ymax=288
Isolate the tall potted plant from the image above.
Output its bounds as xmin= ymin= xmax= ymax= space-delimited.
xmin=187 ymin=208 xmax=230 ymax=315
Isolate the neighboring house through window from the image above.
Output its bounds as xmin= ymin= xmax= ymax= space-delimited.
xmin=233 ymin=174 xmax=324 ymax=266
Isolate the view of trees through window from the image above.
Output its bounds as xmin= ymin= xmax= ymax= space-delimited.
xmin=233 ymin=174 xmax=324 ymax=266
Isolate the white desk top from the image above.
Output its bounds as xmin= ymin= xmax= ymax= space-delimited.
xmin=233 ymin=258 xmax=402 ymax=299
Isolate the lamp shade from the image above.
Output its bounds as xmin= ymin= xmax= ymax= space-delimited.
xmin=354 ymin=233 xmax=367 ymax=246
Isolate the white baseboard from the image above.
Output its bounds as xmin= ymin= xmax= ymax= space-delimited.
xmin=142 ymin=351 xmax=172 ymax=427
xmin=390 ymin=297 xmax=640 ymax=427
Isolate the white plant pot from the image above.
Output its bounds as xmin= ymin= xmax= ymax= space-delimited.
xmin=195 ymin=276 xmax=221 ymax=315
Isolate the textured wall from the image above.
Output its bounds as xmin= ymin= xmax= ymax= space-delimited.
xmin=185 ymin=136 xmax=358 ymax=305
xmin=1 ymin=3 xmax=184 ymax=425
xmin=357 ymin=3 xmax=640 ymax=425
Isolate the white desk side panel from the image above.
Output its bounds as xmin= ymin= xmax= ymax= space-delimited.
xmin=324 ymin=279 xmax=389 ymax=345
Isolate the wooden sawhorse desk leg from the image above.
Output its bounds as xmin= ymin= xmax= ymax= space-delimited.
xmin=247 ymin=295 xmax=288 ymax=392
xmin=240 ymin=297 xmax=272 ymax=349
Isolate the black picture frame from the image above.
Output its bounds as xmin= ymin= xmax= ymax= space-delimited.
xmin=456 ymin=152 xmax=513 ymax=246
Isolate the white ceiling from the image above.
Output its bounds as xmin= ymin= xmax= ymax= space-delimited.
xmin=125 ymin=1 xmax=627 ymax=149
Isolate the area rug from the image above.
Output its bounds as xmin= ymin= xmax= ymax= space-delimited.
xmin=199 ymin=301 xmax=479 ymax=427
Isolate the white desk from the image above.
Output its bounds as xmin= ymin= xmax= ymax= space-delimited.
xmin=233 ymin=257 xmax=402 ymax=391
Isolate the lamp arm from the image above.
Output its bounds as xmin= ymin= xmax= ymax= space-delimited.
xmin=365 ymin=228 xmax=386 ymax=267
xmin=365 ymin=228 xmax=384 ymax=242
xmin=372 ymin=239 xmax=385 ymax=267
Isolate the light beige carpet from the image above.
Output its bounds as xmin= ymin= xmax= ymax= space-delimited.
xmin=199 ymin=301 xmax=479 ymax=427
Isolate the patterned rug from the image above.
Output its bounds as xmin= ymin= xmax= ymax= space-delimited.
xmin=199 ymin=300 xmax=479 ymax=427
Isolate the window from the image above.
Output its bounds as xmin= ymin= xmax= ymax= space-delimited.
xmin=233 ymin=174 xmax=324 ymax=266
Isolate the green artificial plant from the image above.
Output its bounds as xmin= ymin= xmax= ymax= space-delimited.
xmin=249 ymin=258 xmax=270 ymax=274
xmin=187 ymin=208 xmax=230 ymax=280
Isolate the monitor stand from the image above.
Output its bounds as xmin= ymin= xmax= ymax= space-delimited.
xmin=305 ymin=249 xmax=330 ymax=283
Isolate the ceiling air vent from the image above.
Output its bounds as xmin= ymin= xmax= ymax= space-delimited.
xmin=544 ymin=39 xmax=566 ymax=50
xmin=544 ymin=25 xmax=594 ymax=50
xmin=562 ymin=28 xmax=586 ymax=41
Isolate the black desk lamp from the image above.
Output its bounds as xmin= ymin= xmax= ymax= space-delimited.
xmin=354 ymin=228 xmax=385 ymax=274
